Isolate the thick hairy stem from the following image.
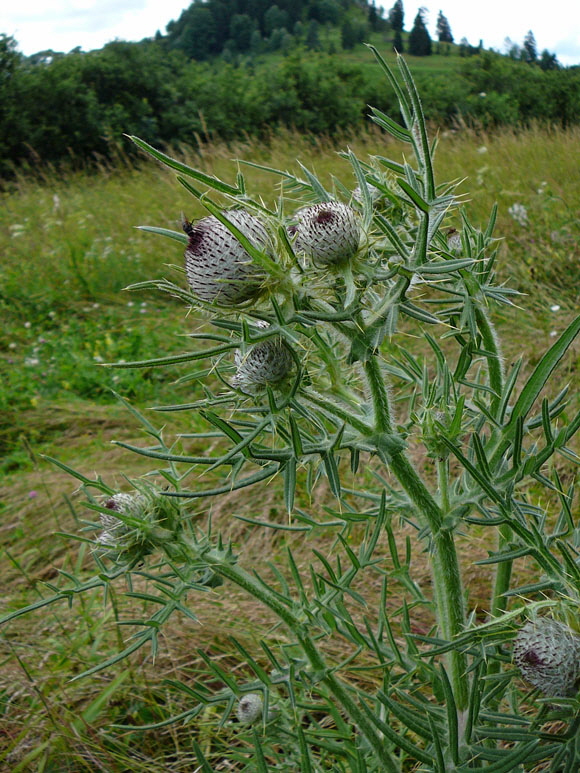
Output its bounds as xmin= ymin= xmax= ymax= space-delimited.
xmin=364 ymin=358 xmax=469 ymax=712
xmin=182 ymin=540 xmax=399 ymax=772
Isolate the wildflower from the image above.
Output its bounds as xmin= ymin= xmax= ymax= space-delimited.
xmin=513 ymin=618 xmax=580 ymax=697
xmin=24 ymin=357 xmax=40 ymax=366
xmin=232 ymin=323 xmax=293 ymax=394
xmin=476 ymin=146 xmax=488 ymax=154
xmin=237 ymin=693 xmax=263 ymax=724
xmin=550 ymin=304 xmax=560 ymax=312
xmin=292 ymin=202 xmax=360 ymax=265
xmin=183 ymin=210 xmax=270 ymax=306
xmin=28 ymin=491 xmax=38 ymax=499
xmin=24 ymin=321 xmax=31 ymax=329
xmin=508 ymin=203 xmax=528 ymax=227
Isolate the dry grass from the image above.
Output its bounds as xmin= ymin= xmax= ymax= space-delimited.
xmin=1 ymin=124 xmax=579 ymax=769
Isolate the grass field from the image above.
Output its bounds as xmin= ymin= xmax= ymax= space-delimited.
xmin=1 ymin=123 xmax=579 ymax=769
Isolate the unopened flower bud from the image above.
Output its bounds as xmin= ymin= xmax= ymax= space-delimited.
xmin=513 ymin=618 xmax=580 ymax=697
xmin=446 ymin=227 xmax=462 ymax=254
xmin=98 ymin=493 xmax=147 ymax=546
xmin=237 ymin=693 xmax=263 ymax=724
xmin=183 ymin=210 xmax=271 ymax=305
xmin=353 ymin=183 xmax=381 ymax=204
xmin=292 ymin=202 xmax=360 ymax=265
xmin=232 ymin=324 xmax=293 ymax=394
xmin=95 ymin=489 xmax=182 ymax=566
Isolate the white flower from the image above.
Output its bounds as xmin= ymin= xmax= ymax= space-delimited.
xmin=184 ymin=210 xmax=270 ymax=305
xmin=508 ymin=203 xmax=528 ymax=227
xmin=513 ymin=618 xmax=580 ymax=697
xmin=550 ymin=304 xmax=560 ymax=312
xmin=292 ymin=202 xmax=360 ymax=265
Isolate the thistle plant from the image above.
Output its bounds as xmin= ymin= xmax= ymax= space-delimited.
xmin=3 ymin=49 xmax=580 ymax=771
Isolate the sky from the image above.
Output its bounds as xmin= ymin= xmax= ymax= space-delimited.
xmin=1 ymin=0 xmax=579 ymax=66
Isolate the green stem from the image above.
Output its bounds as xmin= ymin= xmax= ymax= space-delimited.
xmin=437 ymin=458 xmax=450 ymax=514
xmin=364 ymin=358 xmax=469 ymax=712
xmin=182 ymin=540 xmax=399 ymax=772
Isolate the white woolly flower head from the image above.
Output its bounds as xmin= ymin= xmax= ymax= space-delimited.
xmin=232 ymin=322 xmax=293 ymax=394
xmin=513 ymin=617 xmax=580 ymax=697
xmin=352 ymin=183 xmax=381 ymax=204
xmin=95 ymin=489 xmax=183 ymax=566
xmin=97 ymin=492 xmax=147 ymax=546
xmin=446 ymin=227 xmax=462 ymax=254
xmin=237 ymin=693 xmax=263 ymax=724
xmin=291 ymin=201 xmax=360 ymax=265
xmin=183 ymin=209 xmax=271 ymax=306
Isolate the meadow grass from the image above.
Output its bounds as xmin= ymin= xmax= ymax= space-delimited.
xmin=1 ymin=124 xmax=579 ymax=769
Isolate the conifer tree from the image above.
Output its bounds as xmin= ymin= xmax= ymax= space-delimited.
xmin=388 ymin=0 xmax=404 ymax=32
xmin=408 ymin=8 xmax=432 ymax=56
xmin=436 ymin=10 xmax=453 ymax=43
xmin=522 ymin=30 xmax=537 ymax=63
xmin=393 ymin=29 xmax=404 ymax=53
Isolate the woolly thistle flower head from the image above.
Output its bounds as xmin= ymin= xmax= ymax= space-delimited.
xmin=183 ymin=209 xmax=271 ymax=306
xmin=291 ymin=202 xmax=360 ymax=266
xmin=97 ymin=493 xmax=147 ymax=547
xmin=446 ymin=227 xmax=462 ymax=254
xmin=513 ymin=618 xmax=580 ymax=697
xmin=232 ymin=322 xmax=293 ymax=394
xmin=237 ymin=693 xmax=263 ymax=724
xmin=95 ymin=490 xmax=182 ymax=566
xmin=352 ymin=183 xmax=381 ymax=204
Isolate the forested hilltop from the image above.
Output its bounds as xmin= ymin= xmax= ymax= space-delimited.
xmin=1 ymin=0 xmax=579 ymax=177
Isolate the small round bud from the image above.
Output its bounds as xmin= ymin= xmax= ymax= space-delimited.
xmin=184 ymin=210 xmax=270 ymax=306
xmin=292 ymin=202 xmax=360 ymax=265
xmin=513 ymin=618 xmax=580 ymax=697
xmin=237 ymin=693 xmax=263 ymax=724
xmin=97 ymin=493 xmax=147 ymax=546
xmin=232 ymin=323 xmax=293 ymax=394
xmin=353 ymin=183 xmax=381 ymax=204
xmin=95 ymin=489 xmax=182 ymax=566
xmin=446 ymin=227 xmax=462 ymax=254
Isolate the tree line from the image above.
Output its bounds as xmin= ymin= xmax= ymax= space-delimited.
xmin=0 ymin=0 xmax=578 ymax=178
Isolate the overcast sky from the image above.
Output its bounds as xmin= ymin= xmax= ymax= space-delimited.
xmin=2 ymin=1 xmax=579 ymax=66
